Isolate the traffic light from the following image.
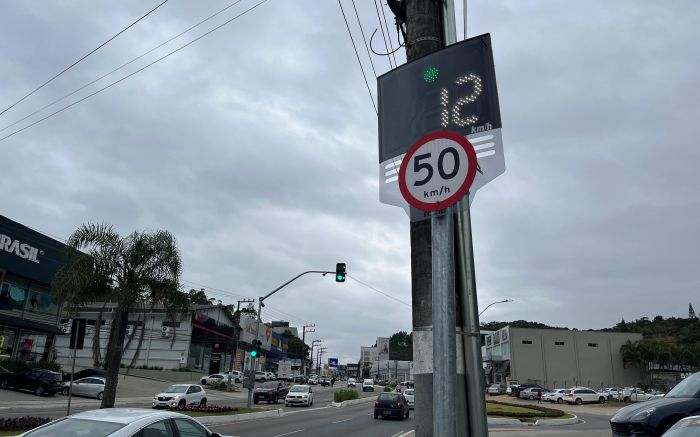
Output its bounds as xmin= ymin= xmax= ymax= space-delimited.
xmin=335 ymin=263 xmax=346 ymax=283
xmin=250 ymin=340 xmax=262 ymax=358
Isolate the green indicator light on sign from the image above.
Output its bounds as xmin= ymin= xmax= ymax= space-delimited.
xmin=423 ymin=66 xmax=439 ymax=83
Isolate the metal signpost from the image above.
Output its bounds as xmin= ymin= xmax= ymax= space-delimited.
xmin=66 ymin=318 xmax=86 ymax=416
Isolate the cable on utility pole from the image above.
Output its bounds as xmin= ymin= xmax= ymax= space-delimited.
xmin=350 ymin=0 xmax=378 ymax=78
xmin=373 ymin=0 xmax=395 ymax=69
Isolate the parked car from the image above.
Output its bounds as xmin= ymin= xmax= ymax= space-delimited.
xmin=374 ymin=392 xmax=410 ymax=420
xmin=506 ymin=385 xmax=517 ymax=396
xmin=13 ymin=408 xmax=232 ymax=437
xmin=293 ymin=375 xmax=308 ymax=384
xmin=403 ymin=388 xmax=415 ymax=409
xmin=363 ymin=379 xmax=375 ymax=392
xmin=544 ymin=389 xmax=570 ymax=404
xmin=599 ymin=387 xmax=622 ymax=401
xmin=0 ymin=368 xmax=63 ymax=396
xmin=347 ymin=378 xmax=357 ymax=387
xmin=307 ymin=376 xmax=318 ymax=385
xmin=487 ymin=384 xmax=506 ymax=396
xmin=62 ymin=367 xmax=106 ymax=382
xmin=152 ymin=384 xmax=206 ymax=409
xmin=565 ymin=387 xmax=606 ymax=405
xmin=519 ymin=387 xmax=549 ymax=400
xmin=285 ymin=384 xmax=314 ymax=407
xmin=200 ymin=373 xmax=227 ymax=385
xmin=254 ymin=380 xmax=289 ymax=404
xmin=662 ymin=415 xmax=700 ymax=437
xmin=512 ymin=384 xmax=543 ymax=398
xmin=62 ymin=377 xmax=106 ymax=399
xmin=611 ymin=373 xmax=700 ymax=436
xmin=254 ymin=371 xmax=276 ymax=382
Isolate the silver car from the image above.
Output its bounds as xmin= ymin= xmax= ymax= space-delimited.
xmin=62 ymin=377 xmax=106 ymax=400
xmin=403 ymin=388 xmax=415 ymax=409
xmin=16 ymin=408 xmax=231 ymax=436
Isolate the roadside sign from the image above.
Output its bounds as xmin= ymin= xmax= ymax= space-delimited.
xmin=328 ymin=358 xmax=338 ymax=368
xmin=399 ymin=131 xmax=477 ymax=212
xmin=378 ymin=33 xmax=504 ymax=217
xmin=69 ymin=318 xmax=86 ymax=350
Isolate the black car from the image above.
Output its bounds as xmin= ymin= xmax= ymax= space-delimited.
xmin=253 ymin=381 xmax=289 ymax=404
xmin=611 ymin=372 xmax=700 ymax=436
xmin=63 ymin=367 xmax=107 ymax=382
xmin=374 ymin=392 xmax=410 ymax=420
xmin=0 ymin=368 xmax=63 ymax=396
xmin=293 ymin=375 xmax=308 ymax=384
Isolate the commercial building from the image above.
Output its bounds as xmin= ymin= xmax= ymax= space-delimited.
xmin=359 ymin=337 xmax=413 ymax=381
xmin=482 ymin=326 xmax=644 ymax=388
xmin=0 ymin=215 xmax=70 ymax=363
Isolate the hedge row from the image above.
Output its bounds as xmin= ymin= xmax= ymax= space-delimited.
xmin=486 ymin=400 xmax=566 ymax=418
xmin=0 ymin=359 xmax=61 ymax=373
xmin=0 ymin=416 xmax=52 ymax=431
xmin=334 ymin=389 xmax=359 ymax=402
xmin=179 ymin=405 xmax=237 ymax=413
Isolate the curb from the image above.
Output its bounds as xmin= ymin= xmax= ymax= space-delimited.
xmin=197 ymin=409 xmax=282 ymax=425
xmin=331 ymin=396 xmax=377 ymax=408
xmin=488 ymin=418 xmax=524 ymax=426
xmin=535 ymin=415 xmax=579 ymax=426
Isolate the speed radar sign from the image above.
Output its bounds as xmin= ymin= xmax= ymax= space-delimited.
xmin=398 ymin=131 xmax=477 ymax=211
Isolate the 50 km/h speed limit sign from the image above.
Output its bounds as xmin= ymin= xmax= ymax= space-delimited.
xmin=399 ymin=131 xmax=477 ymax=212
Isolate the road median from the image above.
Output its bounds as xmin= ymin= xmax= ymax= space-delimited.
xmin=197 ymin=408 xmax=283 ymax=425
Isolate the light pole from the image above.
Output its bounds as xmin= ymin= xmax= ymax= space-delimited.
xmin=478 ymin=299 xmax=514 ymax=317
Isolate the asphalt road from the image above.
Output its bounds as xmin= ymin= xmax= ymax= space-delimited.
xmin=209 ymin=401 xmax=414 ymax=437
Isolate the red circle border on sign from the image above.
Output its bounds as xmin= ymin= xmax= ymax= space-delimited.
xmin=398 ymin=130 xmax=478 ymax=212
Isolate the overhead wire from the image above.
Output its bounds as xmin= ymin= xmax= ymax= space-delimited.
xmin=337 ymin=0 xmax=377 ymax=115
xmin=372 ymin=0 xmax=394 ymax=69
xmin=350 ymin=0 xmax=377 ymax=78
xmin=347 ymin=274 xmax=411 ymax=307
xmin=0 ymin=0 xmax=269 ymax=143
xmin=0 ymin=0 xmax=170 ymax=118
xmin=0 ymin=0 xmax=246 ymax=135
xmin=379 ymin=0 xmax=399 ymax=67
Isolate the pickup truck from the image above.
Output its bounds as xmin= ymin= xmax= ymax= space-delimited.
xmin=254 ymin=380 xmax=289 ymax=404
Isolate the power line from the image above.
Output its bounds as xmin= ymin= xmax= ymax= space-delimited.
xmin=181 ymin=280 xmax=252 ymax=301
xmin=0 ymin=0 xmax=245 ymax=135
xmin=0 ymin=0 xmax=269 ymax=143
xmin=379 ymin=0 xmax=398 ymax=66
xmin=350 ymin=0 xmax=377 ymax=78
xmin=337 ymin=0 xmax=377 ymax=114
xmin=347 ymin=274 xmax=411 ymax=307
xmin=373 ymin=0 xmax=394 ymax=69
xmin=0 ymin=0 xmax=170 ymax=118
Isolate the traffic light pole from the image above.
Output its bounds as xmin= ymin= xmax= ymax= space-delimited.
xmin=301 ymin=324 xmax=315 ymax=377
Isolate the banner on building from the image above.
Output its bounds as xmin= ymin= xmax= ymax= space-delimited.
xmin=239 ymin=313 xmax=272 ymax=350
xmin=377 ymin=337 xmax=390 ymax=360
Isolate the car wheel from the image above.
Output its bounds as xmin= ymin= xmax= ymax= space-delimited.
xmin=274 ymin=396 xmax=279 ymax=404
xmin=374 ymin=413 xmax=379 ymax=419
xmin=575 ymin=398 xmax=583 ymax=405
xmin=34 ymin=386 xmax=45 ymax=396
xmin=178 ymin=400 xmax=186 ymax=409
xmin=200 ymin=379 xmax=207 ymax=385
xmin=406 ymin=409 xmax=410 ymax=419
xmin=62 ymin=387 xmax=70 ymax=396
xmin=0 ymin=380 xmax=8 ymax=390
xmin=261 ymin=378 xmax=266 ymax=383
xmin=529 ymin=395 xmax=534 ymax=400
xmin=556 ymin=398 xmax=563 ymax=404
xmin=97 ymin=392 xmax=103 ymax=400
xmin=598 ymin=396 xmax=606 ymax=404
xmin=200 ymin=398 xmax=207 ymax=407
xmin=254 ymin=399 xmax=259 ymax=404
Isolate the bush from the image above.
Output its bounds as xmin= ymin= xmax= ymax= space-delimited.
xmin=486 ymin=400 xmax=566 ymax=418
xmin=383 ymin=386 xmax=393 ymax=392
xmin=0 ymin=360 xmax=61 ymax=373
xmin=0 ymin=416 xmax=53 ymax=431
xmin=334 ymin=389 xmax=359 ymax=402
xmin=172 ymin=367 xmax=192 ymax=372
xmin=179 ymin=405 xmax=237 ymax=413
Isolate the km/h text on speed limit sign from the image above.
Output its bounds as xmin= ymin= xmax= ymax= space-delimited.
xmin=398 ymin=131 xmax=478 ymax=212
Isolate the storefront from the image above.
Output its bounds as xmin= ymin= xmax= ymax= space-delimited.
xmin=0 ymin=215 xmax=70 ymax=362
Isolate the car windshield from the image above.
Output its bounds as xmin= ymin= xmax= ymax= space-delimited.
xmin=289 ymin=386 xmax=308 ymax=393
xmin=664 ymin=417 xmax=700 ymax=437
xmin=404 ymin=389 xmax=414 ymax=395
xmin=489 ymin=384 xmax=500 ymax=388
xmin=165 ymin=385 xmax=188 ymax=393
xmin=666 ymin=374 xmax=700 ymax=398
xmin=261 ymin=381 xmax=278 ymax=388
xmin=379 ymin=393 xmax=400 ymax=401
xmin=25 ymin=418 xmax=125 ymax=436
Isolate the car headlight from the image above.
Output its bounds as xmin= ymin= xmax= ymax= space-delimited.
xmin=630 ymin=407 xmax=656 ymax=421
xmin=173 ymin=396 xmax=180 ymax=400
xmin=154 ymin=395 xmax=158 ymax=399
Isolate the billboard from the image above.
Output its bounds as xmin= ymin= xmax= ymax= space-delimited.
xmin=239 ymin=313 xmax=272 ymax=350
xmin=377 ymin=337 xmax=390 ymax=360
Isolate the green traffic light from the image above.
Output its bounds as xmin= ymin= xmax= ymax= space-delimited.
xmin=423 ymin=66 xmax=439 ymax=83
xmin=337 ymin=275 xmax=344 ymax=281
xmin=251 ymin=350 xmax=258 ymax=357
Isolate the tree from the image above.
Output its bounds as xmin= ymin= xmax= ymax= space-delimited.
xmin=281 ymin=330 xmax=309 ymax=361
xmin=53 ymin=223 xmax=190 ymax=408
xmin=389 ymin=331 xmax=413 ymax=361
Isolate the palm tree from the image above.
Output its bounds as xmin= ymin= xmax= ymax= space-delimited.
xmin=53 ymin=223 xmax=190 ymax=408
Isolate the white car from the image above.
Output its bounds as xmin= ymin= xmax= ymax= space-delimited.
xmin=518 ymin=387 xmax=547 ymax=400
xmin=403 ymin=388 xmax=415 ymax=409
xmin=15 ymin=408 xmax=231 ymax=437
xmin=201 ymin=372 xmax=241 ymax=385
xmin=347 ymin=378 xmax=356 ymax=387
xmin=362 ymin=379 xmax=375 ymax=392
xmin=307 ymin=376 xmax=319 ymax=385
xmin=152 ymin=384 xmax=206 ymax=409
xmin=544 ymin=389 xmax=569 ymax=404
xmin=285 ymin=384 xmax=314 ymax=407
xmin=564 ymin=387 xmax=606 ymax=405
xmin=255 ymin=371 xmax=276 ymax=382
xmin=598 ymin=387 xmax=620 ymax=400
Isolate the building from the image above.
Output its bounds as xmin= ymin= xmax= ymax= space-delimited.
xmin=482 ymin=326 xmax=644 ymax=388
xmin=0 ymin=215 xmax=70 ymax=363
xmin=359 ymin=337 xmax=413 ymax=381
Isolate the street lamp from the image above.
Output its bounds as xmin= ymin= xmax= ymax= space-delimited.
xmin=478 ymin=299 xmax=513 ymax=317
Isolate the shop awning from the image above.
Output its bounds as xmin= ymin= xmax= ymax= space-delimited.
xmin=0 ymin=313 xmax=65 ymax=335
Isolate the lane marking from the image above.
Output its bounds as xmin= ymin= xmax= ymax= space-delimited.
xmin=396 ymin=431 xmax=415 ymax=437
xmin=390 ymin=432 xmax=404 ymax=437
xmin=273 ymin=430 xmax=305 ymax=437
xmin=331 ymin=418 xmax=353 ymax=424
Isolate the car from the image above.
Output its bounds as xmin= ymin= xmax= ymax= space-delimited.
xmin=200 ymin=373 xmax=227 ymax=385
xmin=319 ymin=377 xmax=330 ymax=387
xmin=285 ymin=384 xmax=314 ymax=407
xmin=307 ymin=376 xmax=318 ymax=385
xmin=610 ymin=373 xmax=700 ymax=436
xmin=512 ymin=383 xmax=542 ymax=398
xmin=62 ymin=367 xmax=106 ymax=382
xmin=564 ymin=387 xmax=606 ymax=405
xmin=487 ymin=384 xmax=506 ymax=396
xmin=347 ymin=378 xmax=357 ymax=387
xmin=403 ymin=388 xmax=415 ymax=409
xmin=363 ymin=379 xmax=375 ymax=392
xmin=62 ymin=377 xmax=106 ymax=399
xmin=13 ymin=408 xmax=232 ymax=437
xmin=254 ymin=380 xmax=289 ymax=404
xmin=661 ymin=415 xmax=700 ymax=436
xmin=293 ymin=375 xmax=308 ymax=384
xmin=0 ymin=368 xmax=63 ymax=396
xmin=544 ymin=389 xmax=570 ymax=404
xmin=519 ymin=387 xmax=549 ymax=400
xmin=254 ymin=371 xmax=275 ymax=382
xmin=599 ymin=387 xmax=622 ymax=401
xmin=152 ymin=384 xmax=206 ymax=409
xmin=374 ymin=392 xmax=410 ymax=420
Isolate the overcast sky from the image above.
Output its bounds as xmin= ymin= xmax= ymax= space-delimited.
xmin=2 ymin=1 xmax=699 ymax=365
